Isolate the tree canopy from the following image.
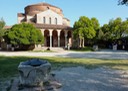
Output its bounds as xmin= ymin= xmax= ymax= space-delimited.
xmin=100 ymin=18 xmax=128 ymax=41
xmin=118 ymin=0 xmax=128 ymax=5
xmin=0 ymin=18 xmax=5 ymax=42
xmin=6 ymin=23 xmax=44 ymax=46
xmin=73 ymin=16 xmax=97 ymax=48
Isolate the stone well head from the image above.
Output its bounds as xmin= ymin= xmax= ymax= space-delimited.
xmin=18 ymin=59 xmax=51 ymax=86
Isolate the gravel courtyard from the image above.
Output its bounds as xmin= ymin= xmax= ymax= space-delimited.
xmin=1 ymin=50 xmax=128 ymax=91
xmin=54 ymin=66 xmax=128 ymax=91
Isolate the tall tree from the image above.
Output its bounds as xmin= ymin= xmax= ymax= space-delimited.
xmin=91 ymin=17 xmax=100 ymax=43
xmin=6 ymin=23 xmax=44 ymax=47
xmin=91 ymin=17 xmax=100 ymax=31
xmin=109 ymin=17 xmax=122 ymax=40
xmin=120 ymin=20 xmax=128 ymax=37
xmin=101 ymin=24 xmax=111 ymax=41
xmin=0 ymin=18 xmax=5 ymax=43
xmin=73 ymin=16 xmax=96 ymax=48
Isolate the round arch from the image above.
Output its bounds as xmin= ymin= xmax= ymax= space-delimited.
xmin=67 ymin=31 xmax=72 ymax=38
xmin=52 ymin=30 xmax=58 ymax=47
xmin=44 ymin=30 xmax=50 ymax=47
xmin=60 ymin=30 xmax=65 ymax=47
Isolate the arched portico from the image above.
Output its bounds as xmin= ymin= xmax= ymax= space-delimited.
xmin=44 ymin=30 xmax=50 ymax=47
xmin=43 ymin=29 xmax=71 ymax=48
xmin=52 ymin=30 xmax=58 ymax=47
xmin=60 ymin=30 xmax=65 ymax=47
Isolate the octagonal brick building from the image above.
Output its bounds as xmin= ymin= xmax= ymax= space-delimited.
xmin=18 ymin=2 xmax=72 ymax=48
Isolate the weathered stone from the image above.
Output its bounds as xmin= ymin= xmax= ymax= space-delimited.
xmin=18 ymin=59 xmax=51 ymax=87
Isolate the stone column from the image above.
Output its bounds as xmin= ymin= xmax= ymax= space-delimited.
xmin=40 ymin=29 xmax=45 ymax=47
xmin=57 ymin=30 xmax=61 ymax=47
xmin=49 ymin=29 xmax=53 ymax=48
xmin=65 ymin=31 xmax=68 ymax=48
xmin=40 ymin=29 xmax=44 ymax=36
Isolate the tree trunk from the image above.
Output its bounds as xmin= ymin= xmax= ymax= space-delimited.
xmin=82 ymin=38 xmax=85 ymax=48
xmin=79 ymin=38 xmax=82 ymax=48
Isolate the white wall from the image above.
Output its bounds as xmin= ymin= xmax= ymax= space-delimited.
xmin=18 ymin=17 xmax=25 ymax=24
xmin=26 ymin=15 xmax=34 ymax=22
xmin=63 ymin=18 xmax=70 ymax=26
xmin=36 ymin=10 xmax=63 ymax=25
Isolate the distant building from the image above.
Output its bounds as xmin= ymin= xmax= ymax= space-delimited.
xmin=18 ymin=2 xmax=73 ymax=48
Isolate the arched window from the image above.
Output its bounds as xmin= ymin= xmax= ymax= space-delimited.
xmin=55 ymin=18 xmax=57 ymax=25
xmin=49 ymin=17 xmax=51 ymax=24
xmin=43 ymin=17 xmax=46 ymax=24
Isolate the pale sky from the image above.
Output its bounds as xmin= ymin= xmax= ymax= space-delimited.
xmin=0 ymin=0 xmax=128 ymax=27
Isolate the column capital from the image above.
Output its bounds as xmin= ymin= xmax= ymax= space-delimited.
xmin=57 ymin=29 xmax=61 ymax=36
xmin=49 ymin=29 xmax=53 ymax=36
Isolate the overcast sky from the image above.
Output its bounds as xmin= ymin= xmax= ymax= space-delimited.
xmin=0 ymin=0 xmax=128 ymax=27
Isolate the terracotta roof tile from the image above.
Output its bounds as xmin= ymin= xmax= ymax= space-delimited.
xmin=18 ymin=13 xmax=25 ymax=17
xmin=4 ymin=26 xmax=12 ymax=29
xmin=33 ymin=24 xmax=72 ymax=30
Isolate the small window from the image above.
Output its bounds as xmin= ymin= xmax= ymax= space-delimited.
xmin=49 ymin=17 xmax=51 ymax=24
xmin=43 ymin=17 xmax=46 ymax=24
xmin=55 ymin=18 xmax=57 ymax=25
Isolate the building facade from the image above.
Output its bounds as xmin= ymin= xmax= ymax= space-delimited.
xmin=18 ymin=2 xmax=72 ymax=48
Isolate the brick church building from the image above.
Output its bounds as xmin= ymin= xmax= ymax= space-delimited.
xmin=18 ymin=2 xmax=73 ymax=48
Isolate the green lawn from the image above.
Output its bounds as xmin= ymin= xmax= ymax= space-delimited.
xmin=71 ymin=46 xmax=93 ymax=52
xmin=0 ymin=56 xmax=128 ymax=79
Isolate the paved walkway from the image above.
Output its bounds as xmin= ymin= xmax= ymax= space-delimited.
xmin=0 ymin=49 xmax=128 ymax=59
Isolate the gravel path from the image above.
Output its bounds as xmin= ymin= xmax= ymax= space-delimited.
xmin=53 ymin=67 xmax=128 ymax=91
xmin=0 ymin=50 xmax=128 ymax=59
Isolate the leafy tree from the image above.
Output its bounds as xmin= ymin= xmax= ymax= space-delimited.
xmin=0 ymin=18 xmax=5 ymax=42
xmin=73 ymin=16 xmax=96 ymax=48
xmin=100 ymin=24 xmax=111 ymax=41
xmin=97 ymin=29 xmax=104 ymax=40
xmin=108 ymin=18 xmax=122 ymax=40
xmin=118 ymin=0 xmax=128 ymax=5
xmin=6 ymin=23 xmax=44 ymax=47
xmin=91 ymin=17 xmax=100 ymax=43
xmin=91 ymin=17 xmax=100 ymax=31
xmin=120 ymin=20 xmax=128 ymax=36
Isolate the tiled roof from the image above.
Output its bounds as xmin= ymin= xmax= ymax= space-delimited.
xmin=26 ymin=2 xmax=62 ymax=11
xmin=34 ymin=24 xmax=72 ymax=30
xmin=18 ymin=13 xmax=25 ymax=17
xmin=4 ymin=26 xmax=12 ymax=29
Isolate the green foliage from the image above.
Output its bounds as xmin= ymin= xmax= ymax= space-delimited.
xmin=6 ymin=23 xmax=44 ymax=45
xmin=108 ymin=18 xmax=122 ymax=40
xmin=120 ymin=20 xmax=128 ymax=35
xmin=73 ymin=16 xmax=97 ymax=47
xmin=91 ymin=17 xmax=100 ymax=31
xmin=97 ymin=29 xmax=104 ymax=40
xmin=0 ymin=18 xmax=5 ymax=41
xmin=99 ymin=17 xmax=128 ymax=41
xmin=118 ymin=0 xmax=128 ymax=5
xmin=74 ymin=16 xmax=96 ymax=39
xmin=100 ymin=24 xmax=112 ymax=41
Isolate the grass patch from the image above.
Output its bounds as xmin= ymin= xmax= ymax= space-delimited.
xmin=30 ymin=49 xmax=53 ymax=52
xmin=71 ymin=46 xmax=93 ymax=52
xmin=0 ymin=56 xmax=128 ymax=79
